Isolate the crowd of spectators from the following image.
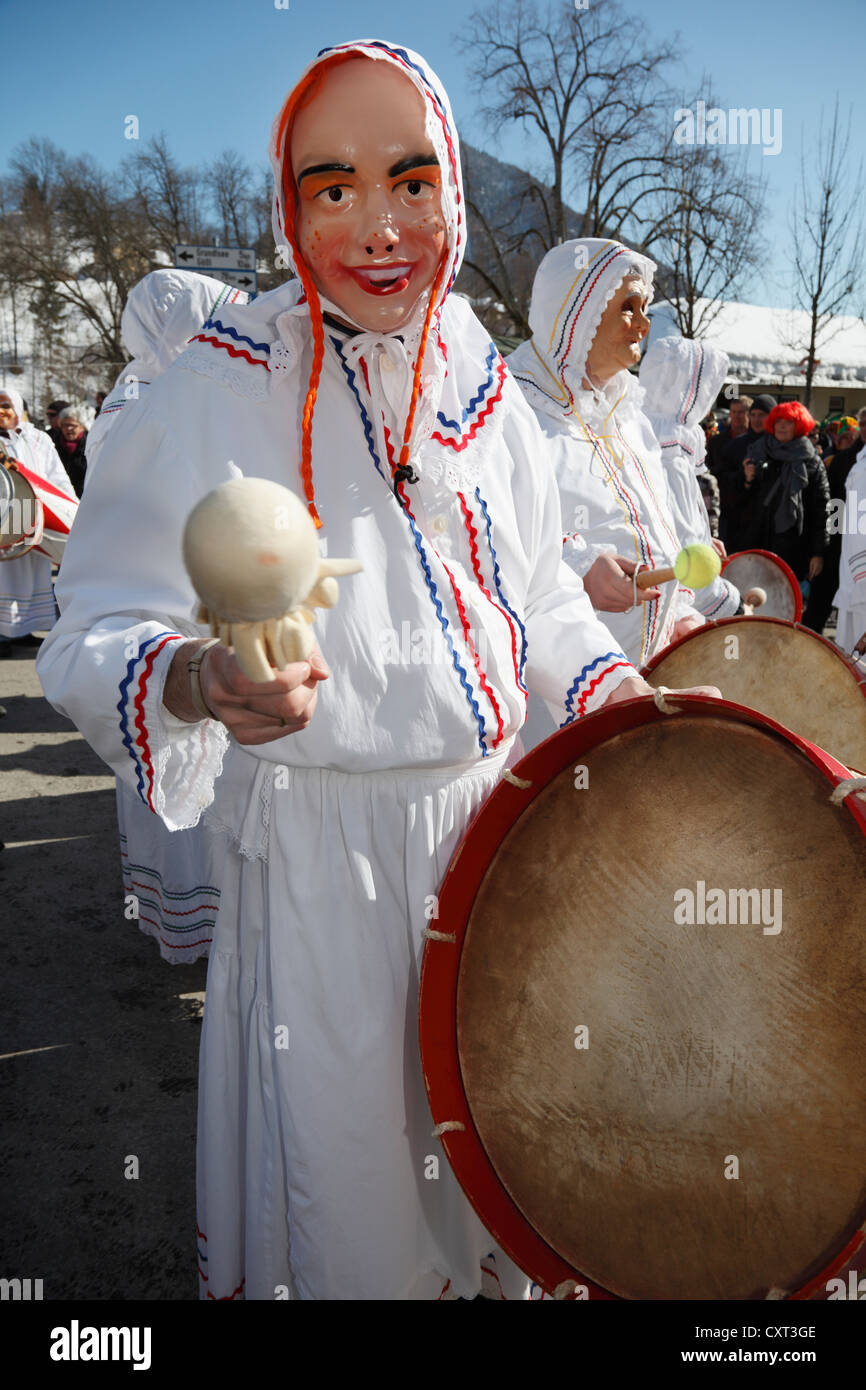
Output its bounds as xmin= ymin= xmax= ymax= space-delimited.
xmin=700 ymin=396 xmax=866 ymax=634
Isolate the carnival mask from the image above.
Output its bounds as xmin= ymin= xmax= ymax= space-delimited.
xmin=290 ymin=58 xmax=447 ymax=335
xmin=584 ymin=276 xmax=651 ymax=387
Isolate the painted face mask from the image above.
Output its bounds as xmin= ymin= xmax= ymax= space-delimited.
xmin=269 ymin=40 xmax=466 ymax=526
xmin=509 ymin=239 xmax=656 ymax=424
xmin=289 ymin=58 xmax=447 ymax=337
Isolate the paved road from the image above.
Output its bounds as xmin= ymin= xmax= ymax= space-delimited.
xmin=0 ymin=642 xmax=205 ymax=1300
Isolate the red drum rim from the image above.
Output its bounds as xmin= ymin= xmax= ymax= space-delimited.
xmin=418 ymin=694 xmax=866 ymax=1300
xmin=641 ymin=614 xmax=866 ymax=696
xmin=722 ymin=548 xmax=803 ymax=622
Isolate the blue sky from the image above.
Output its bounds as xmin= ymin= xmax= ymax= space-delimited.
xmin=4 ymin=0 xmax=864 ymax=310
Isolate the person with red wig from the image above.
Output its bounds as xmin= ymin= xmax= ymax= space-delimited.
xmin=727 ymin=400 xmax=829 ymax=586
xmin=36 ymin=40 xmax=718 ymax=1301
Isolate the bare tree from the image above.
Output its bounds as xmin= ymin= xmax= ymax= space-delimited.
xmin=648 ymin=108 xmax=767 ymax=337
xmin=6 ymin=142 xmax=152 ymax=377
xmin=457 ymin=0 xmax=770 ymax=341
xmin=457 ymin=0 xmax=678 ymax=332
xmin=786 ymin=100 xmax=866 ymax=408
xmin=206 ymin=150 xmax=254 ymax=246
xmin=123 ymin=133 xmax=207 ymax=258
xmin=2 ymin=131 xmax=287 ymax=398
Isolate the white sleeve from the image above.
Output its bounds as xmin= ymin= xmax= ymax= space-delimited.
xmin=504 ymin=390 xmax=638 ymax=721
xmin=838 ymin=466 xmax=866 ymax=606
xmin=661 ymin=445 xmax=731 ymax=621
xmin=36 ymin=385 xmax=232 ymax=832
xmin=35 ymin=434 xmax=77 ymax=496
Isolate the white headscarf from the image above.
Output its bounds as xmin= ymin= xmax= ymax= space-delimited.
xmin=639 ymin=335 xmax=729 ymax=473
xmin=120 ymin=269 xmax=249 ymax=383
xmin=86 ymin=271 xmax=249 ymax=473
xmin=508 ymin=238 xmax=656 ymax=430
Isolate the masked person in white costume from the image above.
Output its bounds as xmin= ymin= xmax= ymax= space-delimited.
xmin=639 ymin=335 xmax=743 ymax=620
xmin=833 ymin=445 xmax=866 ymax=656
xmin=88 ymin=270 xmax=250 ymax=962
xmin=509 ymin=239 xmax=706 ymax=674
xmin=0 ymin=384 xmax=77 ymax=648
xmin=37 ymin=42 xmax=716 ymax=1301
xmin=86 ymin=270 xmax=250 ymax=482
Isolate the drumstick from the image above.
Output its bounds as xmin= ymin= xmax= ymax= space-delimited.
xmin=635 ymin=565 xmax=675 ymax=588
xmin=744 ymin=587 xmax=767 ymax=609
xmin=635 ymin=543 xmax=721 ymax=591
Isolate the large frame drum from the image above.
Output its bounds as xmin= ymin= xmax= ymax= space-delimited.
xmin=641 ymin=616 xmax=866 ymax=774
xmin=722 ymin=549 xmax=803 ymax=622
xmin=0 ymin=456 xmax=77 ymax=563
xmin=419 ymin=697 xmax=866 ymax=1300
xmin=0 ymin=460 xmax=42 ymax=560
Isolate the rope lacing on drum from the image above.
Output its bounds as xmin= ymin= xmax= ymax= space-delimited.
xmin=432 ymin=1121 xmax=465 ymax=1136
xmin=422 ymin=927 xmax=456 ymax=943
xmin=829 ymin=776 xmax=866 ymax=805
xmin=502 ymin=768 xmax=532 ymax=789
xmin=652 ymin=685 xmax=680 ymax=714
xmin=553 ymin=1280 xmax=584 ymax=1300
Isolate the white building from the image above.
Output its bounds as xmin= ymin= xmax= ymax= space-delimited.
xmin=648 ymin=298 xmax=866 ymax=421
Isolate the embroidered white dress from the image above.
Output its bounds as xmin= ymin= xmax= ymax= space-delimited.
xmin=0 ymin=420 xmax=74 ymax=637
xmin=509 ymin=239 xmax=704 ymax=674
xmin=640 ymin=335 xmax=741 ymax=621
xmin=833 ymin=450 xmax=866 ymax=653
xmin=37 ymin=41 xmax=637 ymax=1301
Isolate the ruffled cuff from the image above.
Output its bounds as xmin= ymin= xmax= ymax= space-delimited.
xmin=122 ymin=631 xmax=230 ymax=832
xmin=556 ymin=648 xmax=635 ymax=726
xmin=562 ymin=535 xmax=616 ymax=580
xmin=695 ymin=576 xmax=741 ymax=620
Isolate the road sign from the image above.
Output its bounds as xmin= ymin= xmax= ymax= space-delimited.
xmin=175 ymin=244 xmax=256 ymax=271
xmin=218 ymin=270 xmax=258 ymax=293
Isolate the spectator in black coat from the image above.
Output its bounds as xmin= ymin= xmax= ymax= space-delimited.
xmin=44 ymin=399 xmax=70 ymax=450
xmin=708 ymin=395 xmax=752 ymax=543
xmin=746 ymin=394 xmax=777 ymax=440
xmin=53 ymin=405 xmax=88 ymax=497
xmin=726 ymin=401 xmax=829 ymax=582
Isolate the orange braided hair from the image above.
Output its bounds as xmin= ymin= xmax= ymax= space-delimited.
xmin=397 ymin=253 xmax=448 ymax=475
xmin=275 ymin=53 xmax=358 ymax=530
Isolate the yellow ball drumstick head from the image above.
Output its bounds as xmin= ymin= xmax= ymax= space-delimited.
xmin=673 ymin=542 xmax=721 ymax=590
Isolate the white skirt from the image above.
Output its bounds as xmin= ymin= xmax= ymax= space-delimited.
xmin=195 ymin=743 xmax=532 ymax=1300
xmin=117 ymin=781 xmax=219 ymax=964
xmin=0 ymin=551 xmax=56 ymax=637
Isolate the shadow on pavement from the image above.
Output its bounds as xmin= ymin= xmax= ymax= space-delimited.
xmin=0 ymin=653 xmax=205 ymax=1299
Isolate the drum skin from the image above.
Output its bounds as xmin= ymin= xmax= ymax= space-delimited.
xmin=722 ymin=549 xmax=803 ymax=622
xmin=419 ymin=697 xmax=866 ymax=1300
xmin=642 ymin=617 xmax=866 ymax=775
